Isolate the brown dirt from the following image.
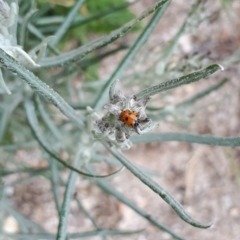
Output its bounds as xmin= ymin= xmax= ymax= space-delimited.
xmin=3 ymin=0 xmax=240 ymax=240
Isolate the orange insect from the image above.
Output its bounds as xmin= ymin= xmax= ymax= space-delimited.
xmin=120 ymin=110 xmax=140 ymax=127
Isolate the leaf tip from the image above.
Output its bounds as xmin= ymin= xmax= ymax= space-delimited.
xmin=217 ymin=64 xmax=224 ymax=71
xmin=209 ymin=223 xmax=215 ymax=229
xmin=199 ymin=222 xmax=213 ymax=229
xmin=3 ymin=86 xmax=12 ymax=95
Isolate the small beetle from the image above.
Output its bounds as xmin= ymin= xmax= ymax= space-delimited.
xmin=119 ymin=110 xmax=140 ymax=127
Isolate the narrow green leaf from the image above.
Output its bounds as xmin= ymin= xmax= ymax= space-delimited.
xmin=39 ymin=0 xmax=170 ymax=68
xmin=1 ymin=141 xmax=37 ymax=152
xmin=23 ymin=18 xmax=61 ymax=55
xmin=4 ymin=202 xmax=27 ymax=233
xmin=0 ymin=167 xmax=49 ymax=177
xmin=102 ymin=143 xmax=212 ymax=228
xmin=0 ymin=94 xmax=21 ymax=143
xmin=19 ymin=0 xmax=31 ymax=16
xmin=69 ymin=229 xmax=143 ymax=238
xmin=78 ymin=44 xmax=128 ymax=69
xmin=35 ymin=95 xmax=62 ymax=140
xmin=156 ymin=1 xmax=201 ymax=74
xmin=109 ymin=79 xmax=119 ymax=101
xmin=0 ymin=69 xmax=11 ymax=95
xmin=30 ymin=3 xmax=52 ymax=22
xmin=56 ymin=148 xmax=83 ymax=240
xmin=177 ymin=78 xmax=227 ymax=107
xmin=0 ymin=180 xmax=3 ymax=237
xmin=92 ymin=153 xmax=162 ymax=177
xmin=35 ymin=2 xmax=134 ymax=28
xmin=152 ymin=78 xmax=228 ymax=120
xmin=0 ymin=110 xmax=9 ymax=143
xmin=0 ymin=180 xmax=3 ymax=203
xmin=75 ymin=198 xmax=99 ymax=229
xmin=0 ymin=49 xmax=84 ymax=128
xmin=86 ymin=166 xmax=185 ymax=240
xmin=24 ymin=95 xmax=125 ymax=178
xmin=48 ymin=158 xmax=61 ymax=215
xmin=28 ymin=36 xmax=56 ymax=63
xmin=19 ymin=9 xmax=38 ymax=46
xmin=70 ymin=1 xmax=136 ymax=28
xmin=50 ymin=0 xmax=85 ymax=47
xmin=36 ymin=16 xmax=66 ymax=26
xmin=4 ymin=201 xmax=45 ymax=232
xmin=135 ymin=64 xmax=224 ymax=100
xmin=131 ymin=132 xmax=240 ymax=147
xmin=2 ymin=229 xmax=143 ymax=239
xmin=93 ymin=0 xmax=171 ymax=111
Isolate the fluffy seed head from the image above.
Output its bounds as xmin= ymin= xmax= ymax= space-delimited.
xmin=91 ymin=81 xmax=158 ymax=149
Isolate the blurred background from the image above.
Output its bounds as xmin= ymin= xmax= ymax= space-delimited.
xmin=1 ymin=0 xmax=240 ymax=239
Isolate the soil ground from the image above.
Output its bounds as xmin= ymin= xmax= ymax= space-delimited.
xmin=3 ymin=0 xmax=240 ymax=240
